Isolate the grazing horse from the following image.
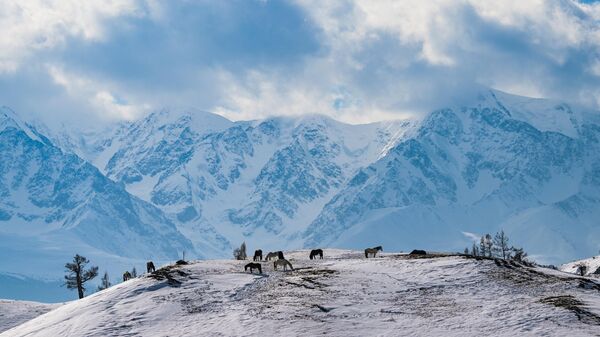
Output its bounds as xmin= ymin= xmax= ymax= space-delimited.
xmin=409 ymin=249 xmax=427 ymax=256
xmin=253 ymin=249 xmax=263 ymax=261
xmin=265 ymin=252 xmax=279 ymax=261
xmin=277 ymin=251 xmax=285 ymax=260
xmin=123 ymin=271 xmax=132 ymax=282
xmin=364 ymin=246 xmax=383 ymax=258
xmin=146 ymin=261 xmax=156 ymax=273
xmin=245 ymin=262 xmax=262 ymax=274
xmin=273 ymin=259 xmax=294 ymax=271
xmin=309 ymin=249 xmax=323 ymax=260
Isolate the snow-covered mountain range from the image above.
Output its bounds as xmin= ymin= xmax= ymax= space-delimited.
xmin=1 ymin=89 xmax=600 ymax=301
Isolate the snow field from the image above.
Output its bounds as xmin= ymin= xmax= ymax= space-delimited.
xmin=4 ymin=250 xmax=600 ymax=336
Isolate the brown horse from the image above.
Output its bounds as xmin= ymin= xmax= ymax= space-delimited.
xmin=265 ymin=252 xmax=279 ymax=261
xmin=245 ymin=262 xmax=262 ymax=274
xmin=123 ymin=271 xmax=132 ymax=282
xmin=146 ymin=261 xmax=156 ymax=273
xmin=364 ymin=246 xmax=383 ymax=258
xmin=309 ymin=249 xmax=323 ymax=260
xmin=253 ymin=249 xmax=263 ymax=261
xmin=273 ymin=259 xmax=293 ymax=271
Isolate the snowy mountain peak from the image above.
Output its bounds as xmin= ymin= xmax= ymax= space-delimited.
xmin=0 ymin=106 xmax=45 ymax=143
xmin=142 ymin=108 xmax=234 ymax=134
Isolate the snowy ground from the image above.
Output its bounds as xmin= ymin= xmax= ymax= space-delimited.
xmin=3 ymin=250 xmax=600 ymax=336
xmin=561 ymin=255 xmax=600 ymax=276
xmin=0 ymin=300 xmax=60 ymax=333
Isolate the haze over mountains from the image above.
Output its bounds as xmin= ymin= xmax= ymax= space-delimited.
xmin=1 ymin=89 xmax=600 ymax=301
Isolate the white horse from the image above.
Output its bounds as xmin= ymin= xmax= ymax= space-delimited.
xmin=273 ymin=258 xmax=294 ymax=271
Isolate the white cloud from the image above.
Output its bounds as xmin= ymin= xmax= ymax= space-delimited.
xmin=47 ymin=65 xmax=149 ymax=121
xmin=1 ymin=0 xmax=599 ymax=125
xmin=0 ymin=0 xmax=149 ymax=73
xmin=236 ymin=0 xmax=597 ymax=122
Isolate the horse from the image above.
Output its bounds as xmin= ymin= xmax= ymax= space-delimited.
xmin=364 ymin=246 xmax=383 ymax=258
xmin=265 ymin=252 xmax=279 ymax=261
xmin=277 ymin=251 xmax=285 ymax=260
xmin=273 ymin=259 xmax=294 ymax=271
xmin=123 ymin=271 xmax=132 ymax=282
xmin=309 ymin=249 xmax=323 ymax=260
xmin=245 ymin=262 xmax=262 ymax=274
xmin=253 ymin=249 xmax=263 ymax=261
xmin=409 ymin=249 xmax=427 ymax=256
xmin=146 ymin=261 xmax=156 ymax=273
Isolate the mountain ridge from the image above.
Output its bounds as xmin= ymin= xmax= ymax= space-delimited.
xmin=2 ymin=88 xmax=600 ymax=300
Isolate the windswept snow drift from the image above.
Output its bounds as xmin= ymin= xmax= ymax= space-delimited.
xmin=4 ymin=250 xmax=600 ymax=337
xmin=0 ymin=300 xmax=60 ymax=333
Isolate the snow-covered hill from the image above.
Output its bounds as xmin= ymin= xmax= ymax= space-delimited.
xmin=0 ymin=300 xmax=61 ymax=333
xmin=561 ymin=255 xmax=600 ymax=276
xmin=3 ymin=251 xmax=600 ymax=337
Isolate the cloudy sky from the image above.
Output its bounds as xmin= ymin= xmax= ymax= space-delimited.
xmin=1 ymin=0 xmax=599 ymax=127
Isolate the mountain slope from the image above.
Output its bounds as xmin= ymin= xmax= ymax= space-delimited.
xmin=10 ymin=89 xmax=600 ymax=268
xmin=304 ymin=91 xmax=600 ymax=265
xmin=58 ymin=110 xmax=413 ymax=255
xmin=4 ymin=251 xmax=600 ymax=337
xmin=0 ymin=108 xmax=194 ymax=292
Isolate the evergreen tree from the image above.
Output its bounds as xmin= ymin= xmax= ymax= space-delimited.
xmin=464 ymin=247 xmax=469 ymax=255
xmin=131 ymin=267 xmax=137 ymax=278
xmin=576 ymin=263 xmax=588 ymax=276
xmin=233 ymin=242 xmax=247 ymax=260
xmin=64 ymin=254 xmax=98 ymax=299
xmin=471 ymin=243 xmax=479 ymax=257
xmin=479 ymin=234 xmax=493 ymax=257
xmin=493 ymin=230 xmax=511 ymax=259
xmin=484 ymin=234 xmax=493 ymax=257
xmin=479 ymin=236 xmax=486 ymax=257
xmin=97 ymin=271 xmax=111 ymax=291
xmin=511 ymin=247 xmax=528 ymax=262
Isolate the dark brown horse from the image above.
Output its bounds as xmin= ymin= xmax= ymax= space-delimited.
xmin=253 ymin=249 xmax=263 ymax=261
xmin=309 ymin=249 xmax=323 ymax=260
xmin=245 ymin=262 xmax=262 ymax=274
xmin=265 ymin=252 xmax=278 ymax=261
xmin=146 ymin=261 xmax=156 ymax=273
xmin=364 ymin=246 xmax=383 ymax=258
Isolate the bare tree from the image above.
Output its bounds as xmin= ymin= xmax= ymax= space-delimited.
xmin=233 ymin=242 xmax=247 ymax=260
xmin=493 ymin=230 xmax=511 ymax=259
xmin=97 ymin=272 xmax=111 ymax=291
xmin=64 ymin=254 xmax=98 ymax=299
